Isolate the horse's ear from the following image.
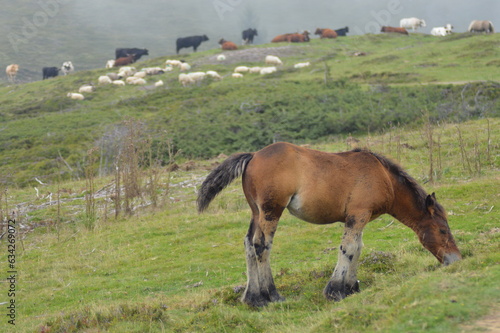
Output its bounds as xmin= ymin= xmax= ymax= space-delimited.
xmin=425 ymin=193 xmax=436 ymax=215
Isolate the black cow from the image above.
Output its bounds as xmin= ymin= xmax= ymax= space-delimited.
xmin=335 ymin=26 xmax=349 ymax=36
xmin=242 ymin=28 xmax=258 ymax=45
xmin=115 ymin=48 xmax=149 ymax=62
xmin=176 ymin=35 xmax=209 ymax=54
xmin=42 ymin=67 xmax=60 ymax=80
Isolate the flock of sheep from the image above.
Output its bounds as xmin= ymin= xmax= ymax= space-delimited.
xmin=66 ymin=53 xmax=309 ymax=100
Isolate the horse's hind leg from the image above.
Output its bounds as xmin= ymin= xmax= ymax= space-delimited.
xmin=242 ymin=211 xmax=284 ymax=307
xmin=242 ymin=219 xmax=265 ymax=306
xmin=324 ymin=212 xmax=370 ymax=301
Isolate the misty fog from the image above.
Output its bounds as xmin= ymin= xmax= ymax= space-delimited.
xmin=1 ymin=0 xmax=498 ymax=81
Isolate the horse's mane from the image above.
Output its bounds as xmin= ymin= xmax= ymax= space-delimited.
xmin=352 ymin=148 xmax=428 ymax=207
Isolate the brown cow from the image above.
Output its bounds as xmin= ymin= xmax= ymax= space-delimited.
xmin=381 ymin=26 xmax=409 ymax=35
xmin=315 ymin=28 xmax=338 ymax=39
xmin=218 ymin=38 xmax=238 ymax=50
xmin=114 ymin=54 xmax=136 ymax=67
xmin=272 ymin=31 xmax=310 ymax=43
xmin=6 ymin=64 xmax=19 ymax=82
xmin=288 ymin=31 xmax=310 ymax=42
xmin=271 ymin=33 xmax=293 ymax=43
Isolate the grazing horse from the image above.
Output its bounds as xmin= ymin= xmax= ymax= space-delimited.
xmin=468 ymin=20 xmax=495 ymax=33
xmin=5 ymin=64 xmax=19 ymax=82
xmin=198 ymin=142 xmax=461 ymax=307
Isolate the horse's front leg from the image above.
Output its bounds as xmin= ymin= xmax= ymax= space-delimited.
xmin=324 ymin=213 xmax=369 ymax=301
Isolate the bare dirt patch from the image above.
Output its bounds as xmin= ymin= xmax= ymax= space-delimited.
xmin=461 ymin=308 xmax=500 ymax=332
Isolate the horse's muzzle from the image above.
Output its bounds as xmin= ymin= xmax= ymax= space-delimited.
xmin=443 ymin=252 xmax=462 ymax=266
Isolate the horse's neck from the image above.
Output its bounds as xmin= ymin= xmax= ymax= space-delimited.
xmin=389 ymin=181 xmax=426 ymax=232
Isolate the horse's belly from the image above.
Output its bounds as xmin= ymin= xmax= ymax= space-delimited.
xmin=287 ymin=193 xmax=344 ymax=224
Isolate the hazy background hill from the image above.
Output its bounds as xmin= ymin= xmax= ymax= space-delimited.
xmin=1 ymin=0 xmax=498 ymax=82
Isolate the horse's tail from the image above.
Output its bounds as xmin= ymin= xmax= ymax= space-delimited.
xmin=197 ymin=153 xmax=254 ymax=212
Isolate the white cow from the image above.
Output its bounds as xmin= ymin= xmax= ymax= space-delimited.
xmin=431 ymin=24 xmax=453 ymax=36
xmin=61 ymin=61 xmax=74 ymax=75
xmin=400 ymin=17 xmax=426 ymax=31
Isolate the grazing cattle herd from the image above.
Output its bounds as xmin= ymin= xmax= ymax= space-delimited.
xmin=2 ymin=18 xmax=496 ymax=86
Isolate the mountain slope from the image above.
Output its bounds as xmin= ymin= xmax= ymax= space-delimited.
xmin=0 ymin=33 xmax=499 ymax=186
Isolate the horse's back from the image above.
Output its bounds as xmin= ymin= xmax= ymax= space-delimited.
xmin=243 ymin=143 xmax=394 ymax=224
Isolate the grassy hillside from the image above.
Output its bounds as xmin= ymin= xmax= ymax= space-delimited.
xmin=2 ymin=118 xmax=499 ymax=332
xmin=0 ymin=31 xmax=499 ymax=331
xmin=1 ymin=33 xmax=499 ymax=187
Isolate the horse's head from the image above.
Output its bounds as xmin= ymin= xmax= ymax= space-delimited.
xmin=417 ymin=193 xmax=461 ymax=265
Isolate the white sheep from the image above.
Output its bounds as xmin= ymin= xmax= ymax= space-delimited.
xmin=180 ymin=62 xmax=191 ymax=71
xmin=78 ymin=84 xmax=95 ymax=93
xmin=118 ymin=66 xmax=137 ymax=77
xmin=249 ymin=66 xmax=262 ymax=74
xmin=188 ymin=72 xmax=206 ymax=83
xmin=133 ymin=71 xmax=147 ymax=78
xmin=155 ymin=80 xmax=164 ymax=87
xmin=67 ymin=92 xmax=84 ymax=100
xmin=217 ymin=54 xmax=226 ymax=61
xmin=126 ymin=76 xmax=138 ymax=84
xmin=234 ymin=66 xmax=250 ymax=73
xmin=98 ymin=75 xmax=112 ymax=85
xmin=107 ymin=73 xmax=121 ymax=81
xmin=112 ymin=80 xmax=125 ymax=86
xmin=142 ymin=67 xmax=164 ymax=75
xmin=294 ymin=62 xmax=310 ymax=69
xmin=179 ymin=73 xmax=194 ymax=87
xmin=260 ymin=66 xmax=277 ymax=75
xmin=265 ymin=55 xmax=283 ymax=65
xmin=164 ymin=66 xmax=173 ymax=72
xmin=206 ymin=70 xmax=222 ymax=80
xmin=105 ymin=59 xmax=115 ymax=68
xmin=166 ymin=59 xmax=182 ymax=67
xmin=126 ymin=76 xmax=147 ymax=85
xmin=232 ymin=73 xmax=244 ymax=78
xmin=130 ymin=78 xmax=146 ymax=85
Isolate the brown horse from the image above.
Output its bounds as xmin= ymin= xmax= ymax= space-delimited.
xmin=197 ymin=142 xmax=461 ymax=307
xmin=468 ymin=20 xmax=495 ymax=33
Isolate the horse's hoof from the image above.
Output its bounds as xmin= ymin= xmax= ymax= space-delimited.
xmin=241 ymin=293 xmax=269 ymax=307
xmin=323 ymin=281 xmax=346 ymax=302
xmin=270 ymin=292 xmax=286 ymax=303
xmin=346 ymin=280 xmax=361 ymax=295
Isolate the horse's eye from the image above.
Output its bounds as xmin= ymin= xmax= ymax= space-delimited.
xmin=440 ymin=229 xmax=447 ymax=235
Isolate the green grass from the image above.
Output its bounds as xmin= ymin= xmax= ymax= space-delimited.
xmin=1 ymin=30 xmax=499 ymax=332
xmin=1 ymin=118 xmax=498 ymax=332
